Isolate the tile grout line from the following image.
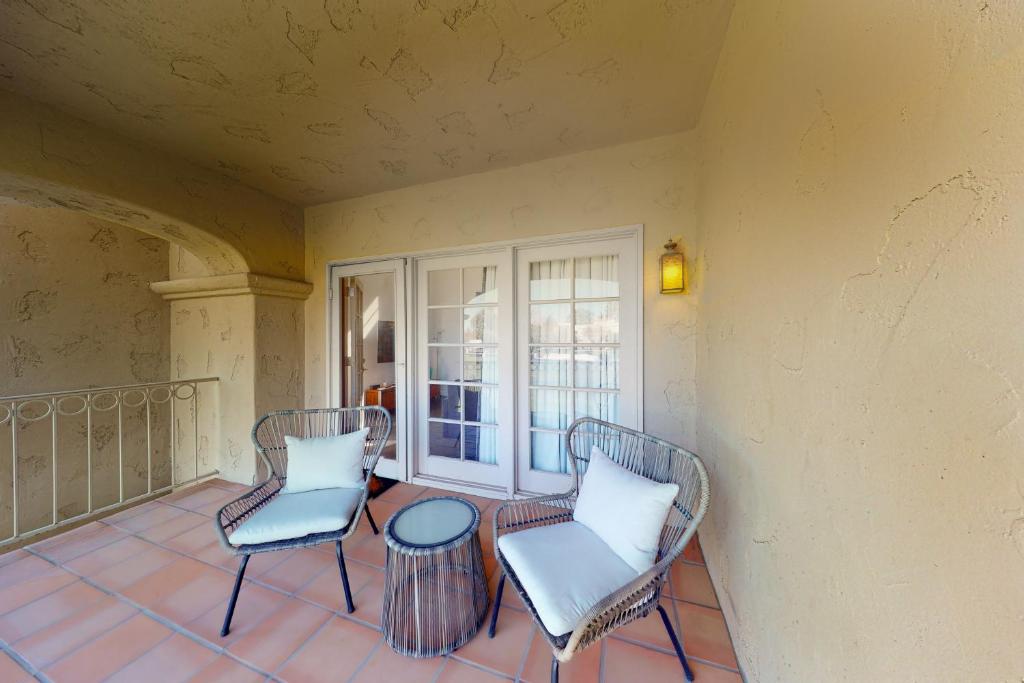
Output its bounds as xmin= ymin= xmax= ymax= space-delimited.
xmin=447 ymin=654 xmax=516 ymax=681
xmin=28 ymin=525 xmax=131 ymax=566
xmin=96 ymin=629 xmax=178 ymax=681
xmin=268 ymin=609 xmax=337 ymax=678
xmin=427 ymin=654 xmax=448 ymax=683
xmin=343 ymin=632 xmax=383 ymax=682
xmin=0 ymin=636 xmax=52 ymax=683
xmin=691 ymin=537 xmax=748 ymax=681
xmin=513 ymin=627 xmax=536 ymax=681
xmin=20 ymin=547 xmax=273 ymax=681
xmin=606 ymin=632 xmax=741 ymax=673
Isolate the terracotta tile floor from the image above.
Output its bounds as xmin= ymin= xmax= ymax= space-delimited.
xmin=0 ymin=479 xmax=742 ymax=682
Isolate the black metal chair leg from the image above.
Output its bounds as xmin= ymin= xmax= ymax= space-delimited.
xmin=365 ymin=507 xmax=380 ymax=535
xmin=551 ymin=655 xmax=559 ymax=683
xmin=336 ymin=541 xmax=355 ymax=613
xmin=488 ymin=573 xmax=506 ymax=638
xmin=657 ymin=604 xmax=695 ymax=681
xmin=221 ymin=554 xmax=250 ymax=637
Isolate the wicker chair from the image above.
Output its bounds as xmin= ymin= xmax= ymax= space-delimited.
xmin=214 ymin=407 xmax=392 ymax=636
xmin=489 ymin=418 xmax=710 ymax=683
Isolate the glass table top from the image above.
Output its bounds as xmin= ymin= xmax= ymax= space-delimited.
xmin=390 ymin=497 xmax=477 ymax=548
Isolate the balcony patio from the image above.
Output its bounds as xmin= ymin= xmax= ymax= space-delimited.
xmin=2 ymin=1 xmax=1023 ymax=680
xmin=0 ymin=480 xmax=738 ymax=682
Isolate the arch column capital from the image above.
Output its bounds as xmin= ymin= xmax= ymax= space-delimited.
xmin=151 ymin=273 xmax=313 ymax=301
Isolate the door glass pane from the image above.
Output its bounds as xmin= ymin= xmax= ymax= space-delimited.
xmin=428 ymin=308 xmax=461 ymax=343
xmin=574 ymin=301 xmax=619 ymax=343
xmin=530 ymin=303 xmax=571 ymax=343
xmin=463 ymin=306 xmax=497 ymax=344
xmin=530 ymin=390 xmax=571 ymax=430
xmin=529 ymin=347 xmax=571 ymax=386
xmin=428 ymin=347 xmax=461 ymax=381
xmin=464 ymin=426 xmax=497 ymax=463
xmin=464 ymin=386 xmax=497 ymax=424
xmin=574 ymin=255 xmax=619 ymax=298
xmin=429 ymin=420 xmax=460 ymax=458
xmin=428 ymin=269 xmax=461 ymax=305
xmin=574 ymin=347 xmax=619 ymax=389
xmin=464 ymin=266 xmax=498 ymax=304
xmin=425 ymin=258 xmax=504 ymax=469
xmin=529 ymin=259 xmax=571 ymax=300
xmin=463 ymin=347 xmax=498 ymax=383
xmin=429 ymin=384 xmax=460 ymax=419
xmin=574 ymin=392 xmax=619 ymax=423
xmin=530 ymin=431 xmax=568 ymax=473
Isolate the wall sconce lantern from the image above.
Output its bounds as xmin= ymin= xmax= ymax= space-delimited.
xmin=660 ymin=240 xmax=687 ymax=294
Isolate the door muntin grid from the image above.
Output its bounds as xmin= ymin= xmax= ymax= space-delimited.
xmin=528 ymin=255 xmax=621 ymax=474
xmin=426 ymin=265 xmax=499 ymax=464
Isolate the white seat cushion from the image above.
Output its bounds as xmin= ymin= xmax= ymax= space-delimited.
xmin=228 ymin=487 xmax=362 ymax=546
xmin=498 ymin=521 xmax=639 ymax=636
xmin=573 ymin=446 xmax=679 ymax=573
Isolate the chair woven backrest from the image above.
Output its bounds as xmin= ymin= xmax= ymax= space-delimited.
xmin=566 ymin=418 xmax=710 ymax=564
xmin=251 ymin=407 xmax=392 ymax=483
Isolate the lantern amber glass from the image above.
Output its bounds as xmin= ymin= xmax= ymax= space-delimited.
xmin=660 ymin=248 xmax=686 ymax=294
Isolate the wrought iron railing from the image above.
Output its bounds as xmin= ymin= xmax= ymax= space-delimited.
xmin=0 ymin=377 xmax=219 ymax=545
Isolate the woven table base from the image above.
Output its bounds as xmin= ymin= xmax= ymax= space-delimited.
xmin=382 ymin=498 xmax=489 ymax=657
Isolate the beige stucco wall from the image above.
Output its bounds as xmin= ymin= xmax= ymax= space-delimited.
xmin=305 ymin=132 xmax=698 ymax=452
xmin=1 ymin=204 xmax=169 ymax=393
xmin=165 ymin=245 xmax=305 ymax=484
xmin=166 ymin=289 xmax=304 ymax=485
xmin=695 ymin=1 xmax=1024 ymax=680
xmin=0 ymin=203 xmax=170 ymax=533
xmin=0 ymin=89 xmax=304 ymax=279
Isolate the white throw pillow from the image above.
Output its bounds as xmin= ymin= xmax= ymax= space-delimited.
xmin=573 ymin=445 xmax=679 ymax=573
xmin=282 ymin=428 xmax=369 ymax=493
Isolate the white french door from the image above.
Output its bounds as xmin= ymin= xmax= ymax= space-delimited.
xmin=516 ymin=237 xmax=640 ymax=494
xmin=414 ymin=251 xmax=514 ymax=490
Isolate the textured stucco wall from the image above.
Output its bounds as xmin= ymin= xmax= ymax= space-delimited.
xmin=167 ymin=291 xmax=304 ymax=485
xmin=305 ymin=132 xmax=698 ymax=450
xmin=160 ymin=225 xmax=305 ymax=484
xmin=0 ymin=0 xmax=733 ymax=204
xmin=0 ymin=203 xmax=169 ymax=532
xmin=695 ymin=1 xmax=1024 ymax=680
xmin=0 ymin=204 xmax=169 ymax=393
xmin=0 ymin=89 xmax=304 ymax=278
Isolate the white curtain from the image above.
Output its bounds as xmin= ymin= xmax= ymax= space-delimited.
xmin=528 ymin=256 xmax=619 ymax=473
xmin=574 ymin=255 xmax=619 ymax=298
xmin=529 ymin=259 xmax=571 ymax=300
xmin=468 ymin=266 xmax=499 ymax=464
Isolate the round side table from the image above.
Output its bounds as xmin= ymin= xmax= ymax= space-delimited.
xmin=381 ymin=496 xmax=489 ymax=657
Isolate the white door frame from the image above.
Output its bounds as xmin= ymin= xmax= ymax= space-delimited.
xmin=328 ymin=259 xmax=408 ymax=482
xmin=515 ymin=235 xmax=641 ymax=495
xmin=323 ymin=224 xmax=643 ymax=496
xmin=412 ymin=250 xmax=515 ymax=495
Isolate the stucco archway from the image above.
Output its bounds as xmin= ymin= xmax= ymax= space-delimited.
xmin=0 ymin=90 xmax=304 ymax=279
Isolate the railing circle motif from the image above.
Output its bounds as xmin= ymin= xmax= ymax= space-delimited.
xmin=149 ymin=386 xmax=173 ymax=404
xmin=121 ymin=389 xmax=148 ymax=409
xmin=16 ymin=398 xmax=54 ymax=422
xmin=173 ymin=383 xmax=196 ymax=401
xmin=90 ymin=391 xmax=120 ymax=412
xmin=55 ymin=395 xmax=89 ymax=417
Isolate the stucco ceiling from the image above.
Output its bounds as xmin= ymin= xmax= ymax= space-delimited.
xmin=0 ymin=0 xmax=734 ymax=205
